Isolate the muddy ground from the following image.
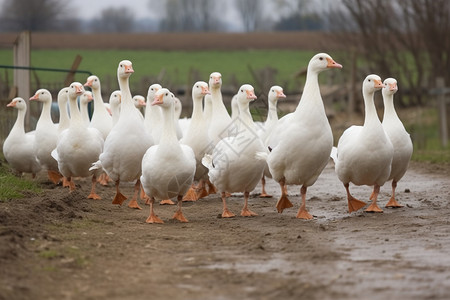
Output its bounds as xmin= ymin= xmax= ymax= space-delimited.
xmin=0 ymin=161 xmax=449 ymax=300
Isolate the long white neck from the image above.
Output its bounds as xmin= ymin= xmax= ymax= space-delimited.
xmin=237 ymin=101 xmax=256 ymax=132
xmin=382 ymin=93 xmax=399 ymax=123
xmin=266 ymin=99 xmax=278 ymax=123
xmin=91 ymin=84 xmax=109 ymax=118
xmin=363 ymin=90 xmax=381 ymax=128
xmin=118 ymin=75 xmax=134 ymax=115
xmin=190 ymin=94 xmax=204 ymax=125
xmin=68 ymin=95 xmax=83 ymax=127
xmin=11 ymin=108 xmax=26 ymax=136
xmin=80 ymin=101 xmax=90 ymax=126
xmin=37 ymin=100 xmax=53 ymax=127
xmin=58 ymin=99 xmax=70 ymax=130
xmin=295 ymin=70 xmax=323 ymax=115
xmin=160 ymin=103 xmax=178 ymax=145
xmin=211 ymin=86 xmax=228 ymax=116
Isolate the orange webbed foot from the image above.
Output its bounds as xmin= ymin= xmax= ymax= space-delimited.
xmin=47 ymin=170 xmax=62 ymax=184
xmin=276 ymin=194 xmax=293 ymax=213
xmin=88 ymin=193 xmax=102 ymax=200
xmin=128 ymin=199 xmax=142 ymax=210
xmin=182 ymin=187 xmax=198 ymax=202
xmin=296 ymin=207 xmax=313 ymax=220
xmin=259 ymin=193 xmax=273 ymax=198
xmin=221 ymin=208 xmax=236 ymax=218
xmin=146 ymin=214 xmax=164 ymax=224
xmin=241 ymin=208 xmax=258 ymax=217
xmin=196 ymin=187 xmax=209 ymax=199
xmin=385 ymin=197 xmax=404 ymax=208
xmin=365 ymin=202 xmax=383 ymax=213
xmin=160 ymin=199 xmax=175 ymax=205
xmin=112 ymin=192 xmax=127 ymax=206
xmin=173 ymin=211 xmax=189 ymax=222
xmin=347 ymin=195 xmax=366 ymax=213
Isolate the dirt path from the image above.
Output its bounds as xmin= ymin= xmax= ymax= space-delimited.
xmin=1 ymin=161 xmax=449 ymax=300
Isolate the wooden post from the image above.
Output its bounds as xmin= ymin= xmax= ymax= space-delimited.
xmin=436 ymin=77 xmax=448 ymax=147
xmin=13 ymin=31 xmax=31 ymax=130
xmin=64 ymin=54 xmax=83 ymax=86
xmin=347 ymin=49 xmax=357 ymax=116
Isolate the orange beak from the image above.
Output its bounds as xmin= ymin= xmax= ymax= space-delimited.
xmin=246 ymin=89 xmax=257 ymax=100
xmin=213 ymin=76 xmax=221 ymax=84
xmin=277 ymin=90 xmax=286 ymax=98
xmin=7 ymin=100 xmax=16 ymax=107
xmin=29 ymin=93 xmax=39 ymax=101
xmin=374 ymin=79 xmax=384 ymax=88
xmin=151 ymin=93 xmax=164 ymax=106
xmin=84 ymin=79 xmax=93 ymax=87
xmin=75 ymin=85 xmax=84 ymax=95
xmin=125 ymin=64 xmax=134 ymax=74
xmin=201 ymin=86 xmax=211 ymax=95
xmin=326 ymin=57 xmax=343 ymax=69
xmin=139 ymin=99 xmax=146 ymax=106
xmin=87 ymin=93 xmax=93 ymax=101
xmin=389 ymin=82 xmax=398 ymax=91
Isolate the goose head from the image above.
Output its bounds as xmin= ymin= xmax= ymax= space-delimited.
xmin=237 ymin=84 xmax=257 ymax=105
xmin=268 ymin=85 xmax=286 ymax=105
xmin=29 ymin=89 xmax=52 ymax=103
xmin=147 ymin=83 xmax=162 ymax=102
xmin=80 ymin=91 xmax=93 ymax=105
xmin=363 ymin=74 xmax=384 ymax=95
xmin=308 ymin=53 xmax=343 ymax=74
xmin=57 ymin=87 xmax=69 ymax=102
xmin=68 ymin=82 xmax=85 ymax=99
xmin=382 ymin=78 xmax=398 ymax=97
xmin=117 ymin=60 xmax=134 ymax=79
xmin=7 ymin=97 xmax=27 ymax=111
xmin=84 ymin=75 xmax=101 ymax=90
xmin=152 ymin=88 xmax=175 ymax=108
xmin=109 ymin=90 xmax=121 ymax=106
xmin=192 ymin=81 xmax=210 ymax=98
xmin=209 ymin=72 xmax=222 ymax=90
xmin=133 ymin=95 xmax=146 ymax=108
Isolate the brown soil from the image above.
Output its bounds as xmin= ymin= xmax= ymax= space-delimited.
xmin=1 ymin=161 xmax=450 ymax=300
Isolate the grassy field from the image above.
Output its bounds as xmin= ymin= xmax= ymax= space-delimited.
xmin=0 ymin=49 xmax=315 ymax=92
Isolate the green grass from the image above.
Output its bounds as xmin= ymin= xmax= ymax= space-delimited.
xmin=0 ymin=49 xmax=315 ymax=92
xmin=0 ymin=159 xmax=42 ymax=201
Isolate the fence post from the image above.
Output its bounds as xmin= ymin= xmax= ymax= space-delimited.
xmin=13 ymin=31 xmax=31 ymax=130
xmin=436 ymin=77 xmax=448 ymax=147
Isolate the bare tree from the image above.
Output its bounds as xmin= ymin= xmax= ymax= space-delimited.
xmin=0 ymin=0 xmax=72 ymax=32
xmin=156 ymin=0 xmax=223 ymax=32
xmin=90 ymin=7 xmax=135 ymax=32
xmin=234 ymin=0 xmax=263 ymax=32
xmin=334 ymin=0 xmax=450 ymax=106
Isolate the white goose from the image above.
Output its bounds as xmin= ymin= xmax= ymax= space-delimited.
xmin=29 ymin=88 xmax=61 ymax=184
xmin=206 ymin=72 xmax=235 ymax=145
xmin=173 ymin=95 xmax=183 ymax=140
xmin=265 ymin=53 xmax=342 ymax=219
xmin=181 ymin=81 xmax=212 ymax=201
xmin=258 ymin=86 xmax=286 ymax=198
xmin=84 ymin=75 xmax=113 ymax=140
xmin=3 ymin=98 xmax=42 ymax=177
xmin=133 ymin=95 xmax=146 ymax=119
xmin=141 ymin=88 xmax=196 ymax=223
xmin=202 ymin=84 xmax=266 ymax=218
xmin=144 ymin=83 xmax=162 ymax=143
xmin=56 ymin=87 xmax=70 ymax=135
xmin=80 ymin=91 xmax=93 ymax=127
xmin=98 ymin=60 xmax=153 ymax=209
xmin=55 ymin=82 xmax=104 ymax=198
xmin=381 ymin=78 xmax=413 ymax=208
xmin=108 ymin=90 xmax=121 ymax=126
xmin=334 ymin=74 xmax=393 ymax=213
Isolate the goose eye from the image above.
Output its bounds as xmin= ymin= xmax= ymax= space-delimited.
xmin=368 ymin=79 xmax=371 ymax=82
xmin=319 ymin=57 xmax=323 ymax=60
xmin=241 ymin=89 xmax=243 ymax=93
xmin=165 ymin=93 xmax=168 ymax=96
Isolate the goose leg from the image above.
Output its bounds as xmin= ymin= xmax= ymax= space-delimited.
xmin=128 ymin=180 xmax=143 ymax=210
xmin=87 ymin=174 xmax=101 ymax=200
xmin=345 ymin=183 xmax=366 ymax=212
xmin=365 ymin=184 xmax=383 ymax=213
xmin=47 ymin=170 xmax=62 ymax=184
xmin=260 ymin=176 xmax=272 ymax=198
xmin=275 ymin=178 xmax=293 ymax=213
xmin=146 ymin=197 xmax=164 ymax=223
xmin=221 ymin=192 xmax=235 ymax=218
xmin=182 ymin=183 xmax=199 ymax=202
xmin=195 ymin=179 xmax=209 ymax=199
xmin=112 ymin=180 xmax=127 ymax=205
xmin=385 ymin=180 xmax=404 ymax=208
xmin=241 ymin=191 xmax=258 ymax=217
xmin=296 ymin=186 xmax=313 ymax=219
xmin=207 ymin=179 xmax=217 ymax=195
xmin=67 ymin=177 xmax=76 ymax=192
xmin=173 ymin=195 xmax=188 ymax=222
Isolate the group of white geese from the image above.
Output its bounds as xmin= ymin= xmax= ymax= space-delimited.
xmin=3 ymin=53 xmax=413 ymax=223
